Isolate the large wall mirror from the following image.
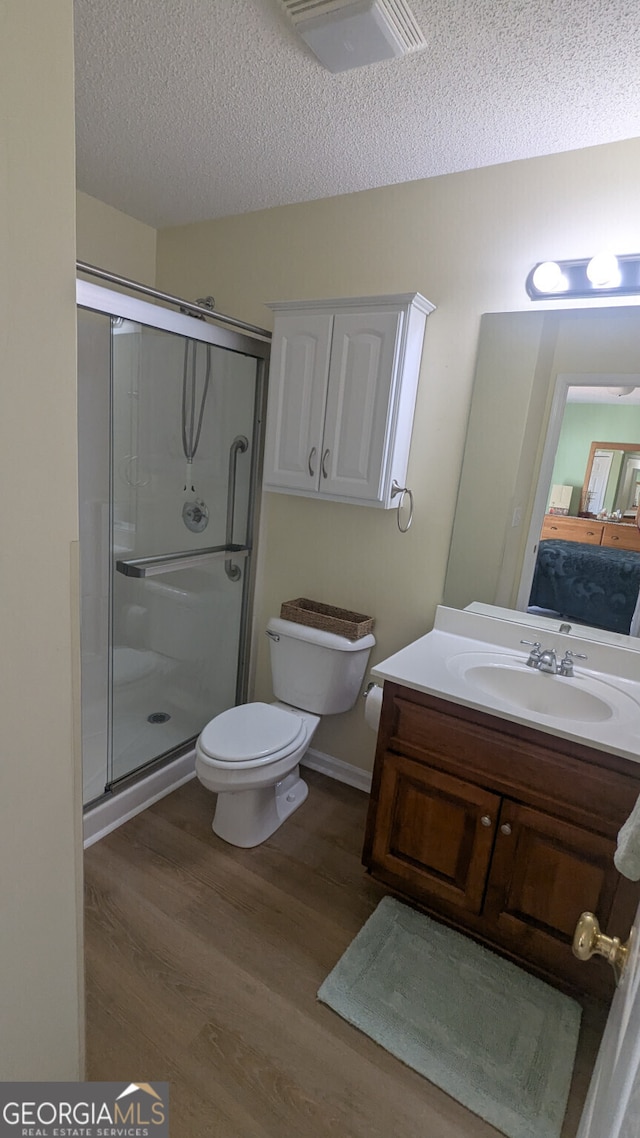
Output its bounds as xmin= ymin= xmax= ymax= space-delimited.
xmin=444 ymin=305 xmax=640 ymax=643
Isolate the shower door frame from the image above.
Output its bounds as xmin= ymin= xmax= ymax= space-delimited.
xmin=77 ymin=279 xmax=270 ymax=794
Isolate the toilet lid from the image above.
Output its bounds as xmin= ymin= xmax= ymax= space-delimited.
xmin=199 ymin=702 xmax=304 ymax=762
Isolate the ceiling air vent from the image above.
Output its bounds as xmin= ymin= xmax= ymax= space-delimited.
xmin=279 ymin=0 xmax=427 ymax=72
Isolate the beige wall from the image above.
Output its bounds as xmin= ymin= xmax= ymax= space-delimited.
xmin=77 ymin=190 xmax=157 ymax=285
xmin=0 ymin=1 xmax=83 ymax=1077
xmin=157 ymin=139 xmax=640 ymax=773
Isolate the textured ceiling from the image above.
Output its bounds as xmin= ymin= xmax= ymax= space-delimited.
xmin=74 ymin=0 xmax=640 ymax=229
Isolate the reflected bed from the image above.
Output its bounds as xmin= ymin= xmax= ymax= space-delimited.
xmin=529 ymin=539 xmax=640 ymax=635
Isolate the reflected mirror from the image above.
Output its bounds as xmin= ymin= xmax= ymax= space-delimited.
xmin=581 ymin=440 xmax=640 ymax=517
xmin=444 ymin=306 xmax=640 ymax=644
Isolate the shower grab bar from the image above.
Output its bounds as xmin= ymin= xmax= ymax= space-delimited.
xmin=116 ymin=544 xmax=250 ymax=579
xmin=225 ymin=436 xmax=249 ymax=581
xmin=76 ymin=260 xmax=271 ymax=340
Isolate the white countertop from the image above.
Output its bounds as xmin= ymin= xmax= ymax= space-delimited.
xmin=372 ymin=605 xmax=640 ymax=765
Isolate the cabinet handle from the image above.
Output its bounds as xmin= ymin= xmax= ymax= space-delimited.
xmin=308 ymin=446 xmax=316 ymax=477
xmin=500 ymin=823 xmax=512 ymax=836
xmin=480 ymin=815 xmax=492 ymax=828
xmin=321 ymin=448 xmax=330 ymax=479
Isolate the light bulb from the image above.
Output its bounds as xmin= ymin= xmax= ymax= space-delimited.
xmin=531 ymin=261 xmax=567 ymax=293
xmin=586 ymin=252 xmax=621 ymax=288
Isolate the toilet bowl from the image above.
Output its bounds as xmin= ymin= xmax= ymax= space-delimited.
xmin=196 ymin=700 xmax=320 ymax=847
xmin=195 ymin=616 xmax=375 ymax=848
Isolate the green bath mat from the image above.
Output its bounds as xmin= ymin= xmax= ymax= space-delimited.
xmin=318 ymin=897 xmax=581 ymax=1138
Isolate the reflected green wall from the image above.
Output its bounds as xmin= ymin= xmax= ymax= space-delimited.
xmin=549 ymin=403 xmax=640 ymax=513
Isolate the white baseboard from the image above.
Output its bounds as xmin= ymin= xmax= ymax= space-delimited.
xmin=84 ymin=745 xmax=370 ymax=849
xmin=301 ymin=747 xmax=372 ymax=793
xmin=83 ymin=749 xmax=197 ymax=848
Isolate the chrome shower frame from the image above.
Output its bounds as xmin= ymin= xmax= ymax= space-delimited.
xmin=77 ymin=275 xmax=270 ymax=803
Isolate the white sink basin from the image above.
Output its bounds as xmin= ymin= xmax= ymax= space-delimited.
xmin=446 ymin=652 xmax=635 ymax=723
xmin=371 ymin=606 xmax=640 ymax=763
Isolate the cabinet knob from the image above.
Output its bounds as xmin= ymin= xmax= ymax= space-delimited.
xmin=480 ymin=815 xmax=492 ymax=827
xmin=500 ymin=823 xmax=512 ymax=836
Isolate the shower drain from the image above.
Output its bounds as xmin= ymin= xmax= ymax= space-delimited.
xmin=147 ymin=712 xmax=171 ymax=724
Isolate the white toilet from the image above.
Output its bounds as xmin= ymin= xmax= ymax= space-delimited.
xmin=195 ymin=616 xmax=375 ymax=847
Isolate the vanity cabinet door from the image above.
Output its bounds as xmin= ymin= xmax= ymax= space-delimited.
xmin=369 ymin=752 xmax=501 ymax=915
xmin=484 ymin=800 xmax=619 ymax=993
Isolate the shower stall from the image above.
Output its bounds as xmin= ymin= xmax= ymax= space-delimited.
xmin=77 ymin=275 xmax=269 ymax=815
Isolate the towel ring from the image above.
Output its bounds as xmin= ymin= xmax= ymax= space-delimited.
xmin=391 ymin=480 xmax=414 ymax=533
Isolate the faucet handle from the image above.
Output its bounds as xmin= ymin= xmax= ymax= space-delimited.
xmin=521 ymin=640 xmax=542 ymax=667
xmin=559 ymin=649 xmax=587 ymax=677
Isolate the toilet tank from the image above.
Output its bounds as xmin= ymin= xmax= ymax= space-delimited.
xmin=267 ymin=617 xmax=375 ymax=714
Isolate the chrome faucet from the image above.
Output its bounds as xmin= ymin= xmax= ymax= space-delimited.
xmin=537 ymin=648 xmax=558 ymax=674
xmin=520 ymin=640 xmax=587 ymax=676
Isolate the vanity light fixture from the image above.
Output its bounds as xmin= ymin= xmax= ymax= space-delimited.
xmin=530 ymin=261 xmax=568 ymax=294
xmin=526 ymin=252 xmax=640 ymax=300
xmin=586 ymin=251 xmax=621 ymax=289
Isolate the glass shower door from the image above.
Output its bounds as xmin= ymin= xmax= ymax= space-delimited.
xmin=110 ymin=320 xmax=259 ymax=784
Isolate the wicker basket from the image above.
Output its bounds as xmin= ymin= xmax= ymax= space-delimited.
xmin=279 ymin=597 xmax=374 ymax=640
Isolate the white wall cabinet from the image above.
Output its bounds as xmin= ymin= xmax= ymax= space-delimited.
xmin=262 ymin=293 xmax=434 ymax=508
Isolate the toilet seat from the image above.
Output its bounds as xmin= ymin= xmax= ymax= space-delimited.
xmin=198 ymin=702 xmax=306 ymax=766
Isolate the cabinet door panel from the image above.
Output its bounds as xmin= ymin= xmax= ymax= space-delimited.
xmin=321 ymin=311 xmax=401 ymax=501
xmin=262 ymin=314 xmax=332 ymax=491
xmin=370 ymin=752 xmax=501 ymax=914
xmin=485 ymin=800 xmax=619 ymax=991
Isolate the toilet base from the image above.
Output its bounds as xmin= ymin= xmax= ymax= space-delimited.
xmin=211 ymin=766 xmax=309 ymax=848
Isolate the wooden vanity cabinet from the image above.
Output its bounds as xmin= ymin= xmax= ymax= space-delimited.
xmin=363 ymin=682 xmax=640 ymax=998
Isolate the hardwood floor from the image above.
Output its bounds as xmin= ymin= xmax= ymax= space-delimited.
xmin=84 ymin=770 xmax=606 ymax=1137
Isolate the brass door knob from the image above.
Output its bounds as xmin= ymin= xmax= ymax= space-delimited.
xmin=572 ymin=912 xmax=630 ymax=981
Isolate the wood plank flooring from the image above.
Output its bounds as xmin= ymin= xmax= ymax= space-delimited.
xmin=84 ymin=770 xmax=606 ymax=1138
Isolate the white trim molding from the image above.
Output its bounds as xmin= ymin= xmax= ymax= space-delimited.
xmin=301 ymin=747 xmax=372 ymax=793
xmin=84 ymin=744 xmax=371 ymax=848
xmin=83 ymin=749 xmax=196 ymax=848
